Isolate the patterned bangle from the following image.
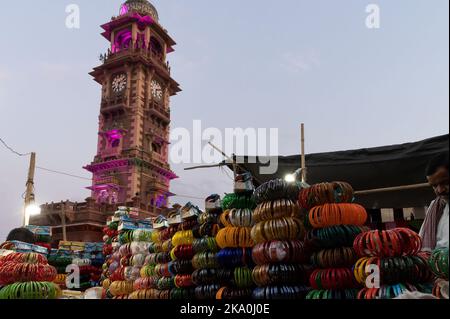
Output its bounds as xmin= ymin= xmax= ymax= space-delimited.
xmin=253 ymin=199 xmax=301 ymax=223
xmin=311 ymin=247 xmax=358 ymax=268
xmin=253 ymin=285 xmax=311 ymax=300
xmin=252 ymin=240 xmax=310 ymax=265
xmin=252 ymin=264 xmax=311 ymax=286
xmin=299 ymin=182 xmax=354 ymax=210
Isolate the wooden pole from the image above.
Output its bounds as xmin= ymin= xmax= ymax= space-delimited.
xmin=301 ymin=124 xmax=306 ymax=183
xmin=206 ymin=141 xmax=263 ymax=185
xmin=23 ymin=152 xmax=36 ymax=227
xmin=208 ymin=141 xmax=237 ymax=178
xmin=354 ymin=183 xmax=430 ymax=195
xmin=61 ymin=201 xmax=67 ymax=241
xmin=231 ymin=154 xmax=237 ymax=180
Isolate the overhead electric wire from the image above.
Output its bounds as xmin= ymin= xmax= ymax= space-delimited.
xmin=0 ymin=137 xmax=31 ymax=157
xmin=36 ymin=166 xmax=91 ymax=181
xmin=1 ymin=136 xmax=229 ymax=200
xmin=1 ymin=136 xmax=91 ymax=181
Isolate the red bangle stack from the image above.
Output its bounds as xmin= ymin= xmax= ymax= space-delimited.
xmin=353 ymin=228 xmax=433 ymax=299
xmin=353 ymin=228 xmax=422 ymax=258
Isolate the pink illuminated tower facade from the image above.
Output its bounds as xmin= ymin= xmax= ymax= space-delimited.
xmin=30 ymin=0 xmax=179 ymax=242
xmin=84 ymin=0 xmax=179 ymax=213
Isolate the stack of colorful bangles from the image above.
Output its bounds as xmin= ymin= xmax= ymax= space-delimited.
xmin=105 ymin=234 xmax=150 ymax=298
xmin=101 ymin=213 xmax=154 ymax=299
xmin=298 ymin=182 xmax=354 ymax=211
xmin=119 ymin=229 xmax=153 ymax=299
xmin=191 ymin=195 xmax=224 ymax=300
xmin=153 ymin=218 xmax=178 ymax=300
xmin=169 ymin=205 xmax=200 ymax=300
xmin=300 ymin=182 xmax=367 ymax=300
xmin=0 ymin=252 xmax=61 ymax=299
xmin=251 ymin=179 xmax=311 ymax=299
xmin=71 ymin=258 xmax=98 ymax=291
xmin=353 ymin=228 xmax=434 ymax=299
xmin=215 ymin=191 xmax=257 ymax=299
xmin=129 ymin=224 xmax=166 ymax=300
xmin=100 ymin=220 xmax=118 ymax=292
xmin=429 ymin=247 xmax=449 ymax=299
xmin=47 ymin=254 xmax=72 ymax=289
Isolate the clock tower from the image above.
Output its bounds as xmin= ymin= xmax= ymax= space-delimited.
xmin=84 ymin=0 xmax=180 ymax=215
xmin=30 ymin=0 xmax=180 ymax=242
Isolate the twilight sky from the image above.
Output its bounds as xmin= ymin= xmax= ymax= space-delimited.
xmin=0 ymin=0 xmax=448 ymax=240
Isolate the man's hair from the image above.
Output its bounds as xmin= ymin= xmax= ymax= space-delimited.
xmin=426 ymin=152 xmax=449 ymax=176
xmin=6 ymin=228 xmax=36 ymax=244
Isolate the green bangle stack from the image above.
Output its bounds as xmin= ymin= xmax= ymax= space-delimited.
xmin=0 ymin=282 xmax=61 ymax=300
xmin=429 ymin=247 xmax=449 ymax=280
xmin=306 ymin=289 xmax=358 ymax=300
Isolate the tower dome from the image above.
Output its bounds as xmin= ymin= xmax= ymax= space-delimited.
xmin=120 ymin=0 xmax=159 ymax=21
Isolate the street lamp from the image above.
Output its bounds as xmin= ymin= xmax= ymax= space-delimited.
xmin=22 ymin=152 xmax=41 ymax=227
xmin=284 ymin=168 xmax=310 ymax=187
xmin=284 ymin=174 xmax=296 ymax=183
xmin=25 ymin=203 xmax=41 ymax=217
xmin=284 ymin=168 xmax=303 ymax=183
xmin=24 ymin=202 xmax=41 ymax=227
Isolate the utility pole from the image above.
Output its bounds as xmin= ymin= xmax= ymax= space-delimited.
xmin=23 ymin=152 xmax=36 ymax=227
xmin=301 ymin=124 xmax=307 ymax=183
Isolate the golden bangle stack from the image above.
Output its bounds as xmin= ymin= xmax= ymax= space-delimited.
xmin=128 ymin=289 xmax=162 ymax=300
xmin=253 ymin=199 xmax=301 ymax=223
xmin=219 ymin=210 xmax=232 ymax=227
xmin=251 ymin=217 xmax=305 ymax=244
xmin=216 ymin=227 xmax=254 ymax=248
xmin=102 ymin=278 xmax=111 ymax=290
xmin=108 ymin=280 xmax=134 ymax=296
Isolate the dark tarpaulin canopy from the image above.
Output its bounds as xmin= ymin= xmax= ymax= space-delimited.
xmin=226 ymin=135 xmax=449 ymax=209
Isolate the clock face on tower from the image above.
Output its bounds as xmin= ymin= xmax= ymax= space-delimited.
xmin=112 ymin=73 xmax=127 ymax=93
xmin=151 ymin=79 xmax=163 ymax=102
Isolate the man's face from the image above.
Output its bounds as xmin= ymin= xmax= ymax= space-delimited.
xmin=427 ymin=167 xmax=449 ymax=202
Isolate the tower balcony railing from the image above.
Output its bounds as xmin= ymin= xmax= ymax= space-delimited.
xmin=102 ymin=121 xmax=128 ymax=133
xmin=148 ymin=180 xmax=169 ymax=191
xmin=101 ymin=45 xmax=171 ymax=74
xmin=147 ymin=127 xmax=169 ymax=141
xmin=148 ymin=101 xmax=170 ymax=123
xmin=94 ymin=176 xmax=122 ymax=187
xmin=101 ymin=147 xmax=121 ymax=158
xmin=152 ymin=152 xmax=167 ymax=165
xmin=101 ymin=94 xmax=128 ymax=111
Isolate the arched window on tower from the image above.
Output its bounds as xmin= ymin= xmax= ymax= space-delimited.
xmin=111 ymin=138 xmax=121 ymax=148
xmin=152 ymin=142 xmax=161 ymax=154
xmin=150 ymin=37 xmax=163 ymax=60
xmin=114 ymin=29 xmax=132 ymax=52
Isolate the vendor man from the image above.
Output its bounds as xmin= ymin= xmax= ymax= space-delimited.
xmin=419 ymin=152 xmax=449 ymax=251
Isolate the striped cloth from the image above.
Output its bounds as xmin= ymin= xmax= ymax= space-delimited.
xmin=420 ymin=198 xmax=447 ymax=251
